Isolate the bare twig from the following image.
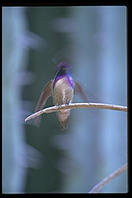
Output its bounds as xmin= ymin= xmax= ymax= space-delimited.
xmin=25 ymin=102 xmax=127 ymax=122
xmin=88 ymin=163 xmax=128 ymax=193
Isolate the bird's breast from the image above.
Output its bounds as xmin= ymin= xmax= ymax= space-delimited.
xmin=52 ymin=77 xmax=74 ymax=105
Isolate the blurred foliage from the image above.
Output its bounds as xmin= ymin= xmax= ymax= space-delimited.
xmin=2 ymin=7 xmax=29 ymax=193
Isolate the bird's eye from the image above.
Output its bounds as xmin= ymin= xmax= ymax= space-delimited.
xmin=62 ymin=67 xmax=66 ymax=70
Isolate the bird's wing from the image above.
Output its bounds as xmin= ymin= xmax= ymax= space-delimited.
xmin=34 ymin=80 xmax=53 ymax=126
xmin=74 ymin=80 xmax=88 ymax=102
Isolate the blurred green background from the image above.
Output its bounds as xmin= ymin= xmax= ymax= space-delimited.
xmin=2 ymin=6 xmax=127 ymax=193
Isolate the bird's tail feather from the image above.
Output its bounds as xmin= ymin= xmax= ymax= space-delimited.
xmin=58 ymin=110 xmax=70 ymax=129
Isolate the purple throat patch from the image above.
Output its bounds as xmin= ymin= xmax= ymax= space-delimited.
xmin=53 ymin=74 xmax=74 ymax=89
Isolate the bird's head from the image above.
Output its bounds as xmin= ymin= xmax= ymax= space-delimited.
xmin=57 ymin=62 xmax=72 ymax=71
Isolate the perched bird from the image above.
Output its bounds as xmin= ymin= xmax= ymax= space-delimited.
xmin=34 ymin=62 xmax=88 ymax=129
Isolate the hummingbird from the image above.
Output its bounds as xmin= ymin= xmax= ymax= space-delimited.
xmin=34 ymin=62 xmax=88 ymax=129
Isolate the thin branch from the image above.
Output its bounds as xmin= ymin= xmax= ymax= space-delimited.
xmin=88 ymin=163 xmax=128 ymax=193
xmin=25 ymin=102 xmax=127 ymax=122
